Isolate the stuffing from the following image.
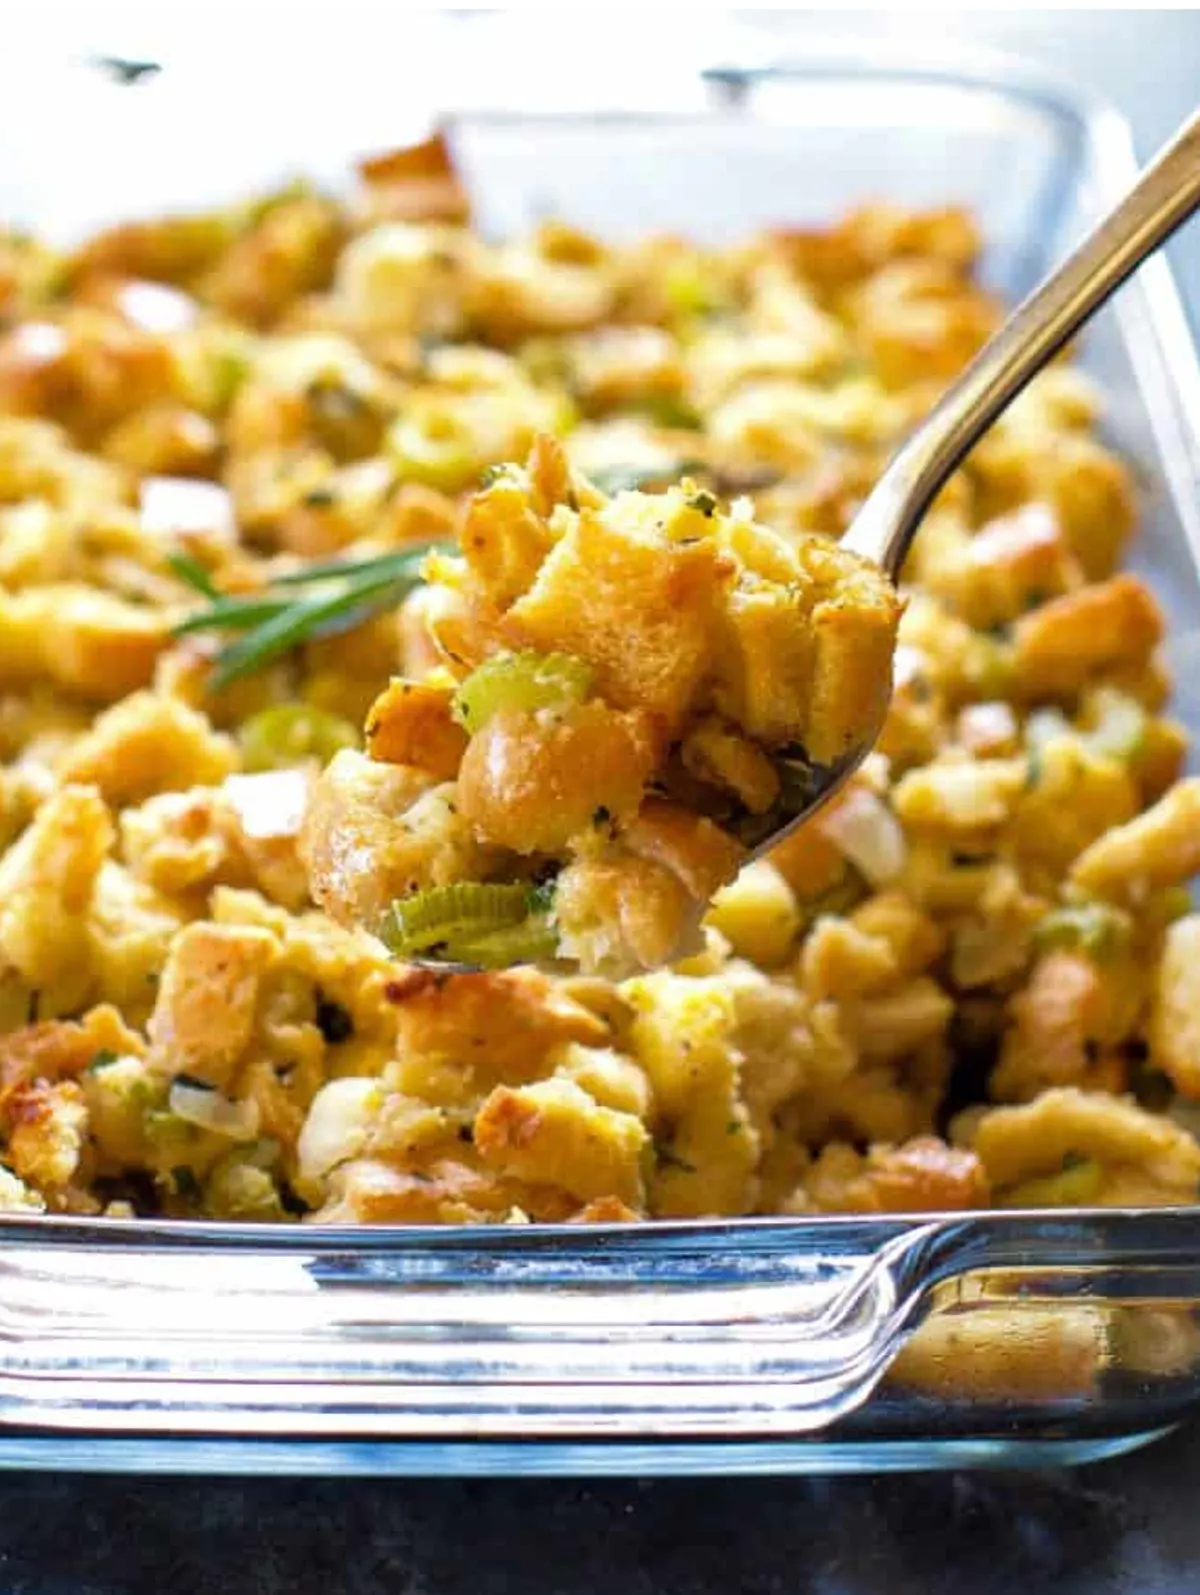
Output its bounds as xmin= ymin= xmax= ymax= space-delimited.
xmin=1148 ymin=914 xmax=1200 ymax=1098
xmin=798 ymin=1136 xmax=989 ymax=1213
xmin=56 ymin=691 xmax=238 ymax=806
xmin=473 ymin=1078 xmax=648 ymax=1208
xmin=146 ymin=921 xmax=280 ymax=1090
xmin=0 ymin=162 xmax=1189 ymax=1243
xmin=0 ymin=784 xmax=113 ymax=1011
xmin=301 ymin=748 xmax=494 ymax=928
xmin=1069 ymin=778 xmax=1200 ymax=902
xmin=963 ymin=1088 xmax=1200 ymax=1205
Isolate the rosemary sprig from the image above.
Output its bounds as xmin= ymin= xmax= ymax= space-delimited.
xmin=170 ymin=545 xmax=434 ymax=689
xmin=165 ymin=550 xmax=220 ymax=599
xmin=589 ymin=459 xmax=706 ymax=496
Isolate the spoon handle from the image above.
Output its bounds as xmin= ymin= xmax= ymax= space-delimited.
xmin=842 ymin=107 xmax=1200 ymax=575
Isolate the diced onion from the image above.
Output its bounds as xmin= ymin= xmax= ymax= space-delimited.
xmin=115 ymin=280 xmax=198 ymax=334
xmin=223 ymin=769 xmax=310 ymax=839
xmin=818 ymin=787 xmax=907 ymax=886
xmin=12 ymin=322 xmax=67 ymax=363
xmin=297 ymin=1077 xmax=385 ymax=1183
xmin=892 ymin=645 xmax=928 ymax=692
xmin=168 ymin=1079 xmax=260 ymax=1142
xmin=141 ymin=476 xmax=235 ymax=541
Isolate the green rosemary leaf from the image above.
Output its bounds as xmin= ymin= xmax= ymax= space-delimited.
xmin=172 ymin=595 xmax=293 ymax=637
xmin=166 ymin=550 xmax=220 ymax=599
xmin=270 ymin=548 xmax=430 ymax=587
xmin=172 ymin=545 xmax=438 ymax=688
xmin=209 ymin=565 xmax=423 ymax=688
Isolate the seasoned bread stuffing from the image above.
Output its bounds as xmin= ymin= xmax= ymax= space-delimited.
xmin=0 ymin=140 xmax=1193 ymax=1225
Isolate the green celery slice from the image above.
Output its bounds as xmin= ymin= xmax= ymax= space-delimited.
xmin=451 ymin=651 xmax=594 ymax=736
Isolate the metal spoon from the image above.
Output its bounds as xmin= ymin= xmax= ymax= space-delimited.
xmin=411 ymin=107 xmax=1200 ymax=972
xmin=734 ymin=103 xmax=1200 ymax=860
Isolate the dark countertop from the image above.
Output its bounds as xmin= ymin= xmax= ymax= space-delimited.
xmin=4 ymin=11 xmax=1200 ymax=1594
xmin=3 ymin=1421 xmax=1200 ymax=1595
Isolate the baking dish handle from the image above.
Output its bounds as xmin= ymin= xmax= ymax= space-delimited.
xmin=1 ymin=1210 xmax=1198 ymax=1440
xmin=0 ymin=1216 xmax=939 ymax=1439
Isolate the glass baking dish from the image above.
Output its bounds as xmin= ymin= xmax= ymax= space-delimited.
xmin=1 ymin=29 xmax=1199 ymax=1476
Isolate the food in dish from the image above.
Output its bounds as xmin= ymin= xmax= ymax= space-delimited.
xmin=303 ymin=446 xmax=899 ymax=975
xmin=0 ymin=133 xmax=1195 ymax=1225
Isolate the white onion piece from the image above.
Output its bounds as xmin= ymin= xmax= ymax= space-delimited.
xmin=818 ymin=787 xmax=907 ymax=886
xmin=223 ymin=770 xmax=310 ymax=840
xmin=892 ymin=644 xmax=928 ymax=692
xmin=297 ymin=1078 xmax=384 ymax=1183
xmin=116 ymin=280 xmax=198 ymax=334
xmin=169 ymin=1079 xmax=260 ymax=1142
xmin=11 ymin=321 xmax=67 ymax=363
xmin=141 ymin=476 xmax=235 ymax=541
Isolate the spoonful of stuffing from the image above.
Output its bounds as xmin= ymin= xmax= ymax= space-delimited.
xmin=296 ymin=106 xmax=1200 ymax=976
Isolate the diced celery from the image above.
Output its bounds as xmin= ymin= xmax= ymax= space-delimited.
xmin=451 ymin=651 xmax=593 ymax=736
xmin=446 ymin=915 xmax=560 ymax=969
xmin=1032 ymin=903 xmax=1130 ymax=960
xmin=238 ymin=703 xmax=359 ymax=771
xmin=381 ymin=882 xmax=533 ymax=957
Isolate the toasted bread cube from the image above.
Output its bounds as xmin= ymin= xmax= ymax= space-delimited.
xmin=5 ymin=1079 xmax=88 ymax=1194
xmin=57 ymin=691 xmax=237 ymax=806
xmin=850 ymin=892 xmax=946 ymax=975
xmin=384 ymin=967 xmax=607 ymax=1086
xmin=1013 ymin=574 xmax=1163 ymax=698
xmin=942 ymin=504 xmax=1080 ymax=628
xmin=804 ymin=1136 xmax=988 ymax=1214
xmin=0 ymin=584 xmax=168 ymax=702
xmin=459 ymin=475 xmax=555 ymax=611
xmin=505 ymin=503 xmax=731 ymax=732
xmin=1045 ymin=434 xmax=1137 ymax=580
xmin=0 ymin=784 xmax=113 ymax=1003
xmin=991 ymin=951 xmax=1132 ymax=1103
xmin=457 ymin=702 xmax=662 ymax=854
xmin=715 ymin=583 xmax=816 ymax=746
xmin=799 ymin=917 xmax=898 ymax=1000
xmin=475 ymin=1078 xmax=648 ymax=1207
xmin=892 ymin=756 xmax=1028 ymax=832
xmin=680 ymin=719 xmax=780 ymax=814
xmin=706 ymin=860 xmax=800 ymax=967
xmin=302 ymin=749 xmax=494 ymax=928
xmin=146 ymin=921 xmax=279 ymax=1090
xmin=553 ymin=853 xmax=699 ymax=979
xmin=1069 ymin=777 xmax=1200 ymax=902
xmin=806 ymin=583 xmax=900 ymax=763
xmin=968 ymin=1087 xmax=1200 ymax=1196
xmin=1150 ymin=915 xmax=1200 ymax=1098
xmin=87 ymin=861 xmax=186 ymax=1024
xmin=364 ymin=679 xmax=468 ymax=780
